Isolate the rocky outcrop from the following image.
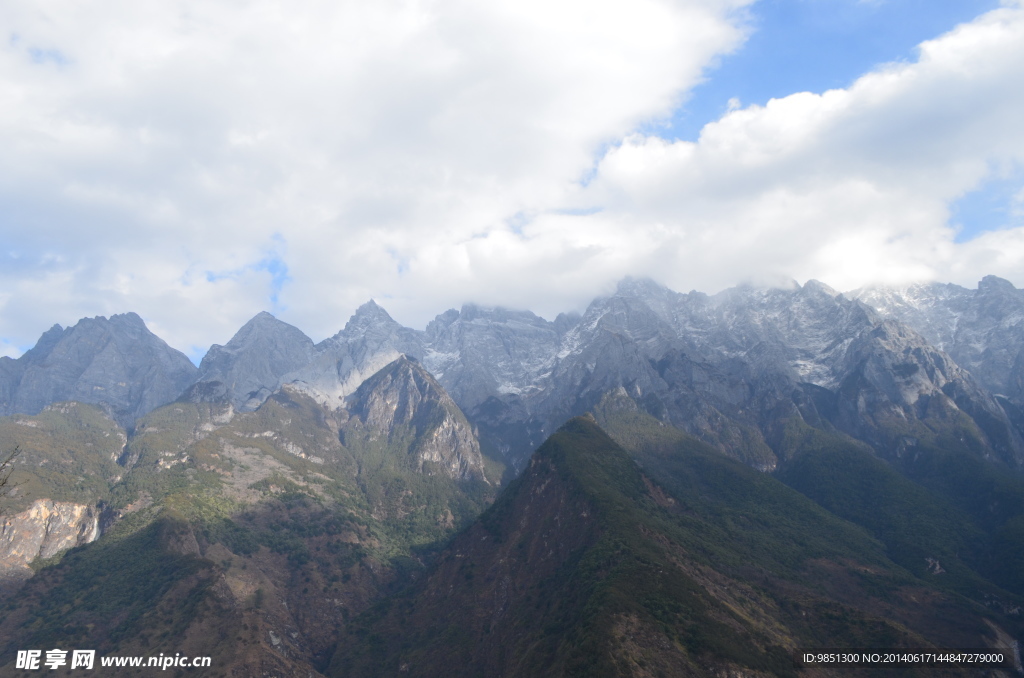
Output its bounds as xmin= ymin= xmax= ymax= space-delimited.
xmin=0 ymin=499 xmax=102 ymax=593
xmin=0 ymin=313 xmax=197 ymax=428
xmin=830 ymin=319 xmax=1024 ymax=464
xmin=423 ymin=304 xmax=562 ymax=411
xmin=344 ymin=356 xmax=486 ymax=481
xmin=853 ymin=276 xmax=1024 ymax=405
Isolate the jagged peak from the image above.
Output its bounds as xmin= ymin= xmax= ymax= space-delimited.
xmin=356 ymin=299 xmax=390 ymax=316
xmin=359 ymin=353 xmax=430 ymax=386
xmin=457 ymin=303 xmax=548 ymax=324
xmin=44 ymin=312 xmax=165 ymax=343
xmin=237 ymin=310 xmax=298 ymax=331
xmin=614 ymin=276 xmax=672 ymax=298
xmin=108 ymin=311 xmax=147 ymax=327
xmin=25 ymin=313 xmax=191 ymax=361
xmin=18 ymin=323 xmax=69 ymax=364
xmin=220 ymin=311 xmax=312 ymax=350
xmin=39 ymin=323 xmax=65 ymax=338
xmin=458 ymin=303 xmax=488 ymax=321
xmin=553 ymin=310 xmax=581 ymax=336
xmin=68 ymin=311 xmax=145 ymax=327
xmin=711 ymin=278 xmax=799 ymax=305
xmin=57 ymin=312 xmax=133 ymax=333
xmin=251 ymin=310 xmax=278 ymax=321
xmin=978 ymin=275 xmax=1018 ymax=294
xmin=350 ymin=355 xmax=460 ymax=424
xmin=342 ymin=299 xmax=400 ymax=334
xmin=347 ymin=355 xmax=457 ymax=417
xmin=800 ymin=279 xmax=839 ymax=297
xmin=425 ymin=308 xmax=461 ymax=339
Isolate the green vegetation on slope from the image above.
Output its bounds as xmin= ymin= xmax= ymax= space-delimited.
xmin=0 ymin=403 xmax=125 ymax=511
xmin=1 ymin=381 xmax=504 ymax=675
xmin=332 ymin=415 xmax=1014 ymax=677
xmin=0 ymin=515 xmax=214 ymax=661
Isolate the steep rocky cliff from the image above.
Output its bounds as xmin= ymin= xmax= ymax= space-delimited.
xmin=342 ymin=355 xmax=487 ymax=482
xmin=499 ymin=278 xmax=1024 ymax=470
xmin=10 ymin=279 xmax=1023 ymax=474
xmin=285 ymin=301 xmax=427 ymax=410
xmin=0 ymin=499 xmax=102 ymax=593
xmin=853 ymin=276 xmax=1024 ymax=410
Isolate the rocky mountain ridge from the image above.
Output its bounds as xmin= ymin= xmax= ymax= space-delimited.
xmin=341 ymin=356 xmax=487 ymax=482
xmin=4 ymin=290 xmax=1024 ymax=675
xmin=0 ymin=313 xmax=197 ymax=428
xmin=188 ymin=311 xmax=315 ymax=411
xmin=7 ymin=277 xmax=1024 ymax=477
xmin=853 ymin=275 xmax=1024 ymax=405
xmin=233 ymin=278 xmax=1024 ymax=472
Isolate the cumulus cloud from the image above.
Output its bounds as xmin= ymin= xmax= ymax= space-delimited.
xmin=565 ymin=1 xmax=1024 ymax=294
xmin=2 ymin=0 xmax=1024 ymax=359
xmin=0 ymin=0 xmax=750 ymax=355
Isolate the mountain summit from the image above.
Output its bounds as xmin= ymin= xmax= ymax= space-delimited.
xmin=343 ymin=355 xmax=487 ymax=482
xmin=187 ymin=311 xmax=315 ymax=410
xmin=0 ymin=313 xmax=196 ymax=427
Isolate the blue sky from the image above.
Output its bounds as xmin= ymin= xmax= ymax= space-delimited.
xmin=671 ymin=0 xmax=1001 ymax=140
xmin=664 ymin=0 xmax=1013 ymax=244
xmin=1 ymin=0 xmax=1023 ymax=358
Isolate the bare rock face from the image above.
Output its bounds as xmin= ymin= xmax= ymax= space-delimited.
xmin=0 ymin=313 xmax=197 ymax=428
xmin=423 ymin=304 xmax=562 ymax=411
xmin=344 ymin=356 xmax=486 ymax=482
xmin=853 ymin=276 xmax=1024 ymax=405
xmin=269 ymin=278 xmax=1024 ymax=472
xmin=0 ymin=499 xmax=101 ymax=593
xmin=8 ymin=276 xmax=1024 ymax=477
xmin=530 ymin=278 xmax=1024 ymax=468
xmin=286 ymin=300 xmax=427 ymax=409
xmin=190 ymin=311 xmax=315 ymax=411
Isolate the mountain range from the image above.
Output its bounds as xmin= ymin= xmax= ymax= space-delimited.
xmin=3 ymin=276 xmax=1024 ymax=675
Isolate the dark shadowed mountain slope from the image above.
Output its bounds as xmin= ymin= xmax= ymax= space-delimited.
xmin=598 ymin=389 xmax=1024 ymax=601
xmin=330 ymin=417 xmax=1020 ymax=678
xmin=0 ymin=313 xmax=196 ymax=428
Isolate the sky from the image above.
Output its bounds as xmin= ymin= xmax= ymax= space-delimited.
xmin=2 ymin=0 xmax=1024 ymax=363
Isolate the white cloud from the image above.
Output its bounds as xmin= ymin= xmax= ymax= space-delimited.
xmin=2 ymin=0 xmax=1024 ymax=360
xmin=567 ymin=2 xmax=1024 ymax=294
xmin=0 ymin=0 xmax=750 ymax=354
